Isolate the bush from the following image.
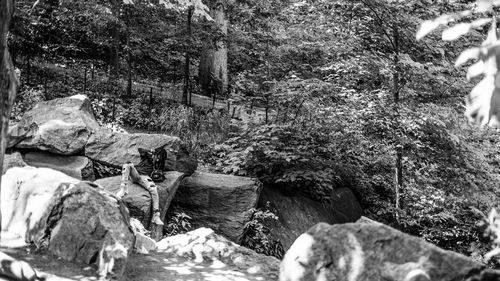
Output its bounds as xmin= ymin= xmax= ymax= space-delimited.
xmin=241 ymin=204 xmax=285 ymax=259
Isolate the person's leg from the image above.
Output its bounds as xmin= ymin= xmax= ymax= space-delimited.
xmin=116 ymin=163 xmax=132 ymax=198
xmin=129 ymin=165 xmax=163 ymax=226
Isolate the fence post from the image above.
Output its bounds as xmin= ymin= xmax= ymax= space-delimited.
xmin=148 ymin=87 xmax=153 ymax=133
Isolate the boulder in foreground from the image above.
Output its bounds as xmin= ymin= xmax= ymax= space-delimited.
xmin=155 ymin=227 xmax=279 ymax=281
xmin=28 ymin=181 xmax=134 ymax=279
xmin=280 ymin=221 xmax=499 ymax=281
xmin=170 ymin=172 xmax=262 ymax=243
xmin=8 ymin=95 xmax=99 ymax=155
xmin=1 ymin=167 xmax=134 ymax=280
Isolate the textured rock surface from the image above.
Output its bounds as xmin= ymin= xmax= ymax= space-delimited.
xmin=85 ymin=129 xmax=197 ymax=175
xmin=27 ymin=181 xmax=134 ymax=279
xmin=1 ymin=167 xmax=79 ymax=243
xmin=2 ymin=152 xmax=26 ymax=174
xmin=280 ymin=222 xmax=498 ymax=281
xmin=95 ymin=171 xmax=185 ymax=228
xmin=24 ymin=151 xmax=95 ymax=181
xmin=330 ymin=187 xmax=363 ymax=223
xmin=152 ymin=227 xmax=279 ymax=281
xmin=258 ymin=187 xmax=353 ymax=250
xmin=8 ymin=95 xmax=99 ymax=155
xmin=170 ymin=172 xmax=262 ymax=243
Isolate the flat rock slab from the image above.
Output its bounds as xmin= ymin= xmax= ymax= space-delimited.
xmin=280 ymin=222 xmax=499 ymax=281
xmin=170 ymin=172 xmax=262 ymax=243
xmin=85 ymin=129 xmax=197 ymax=174
xmin=24 ymin=151 xmax=95 ymax=181
xmin=95 ymin=171 xmax=185 ymax=228
xmin=9 ymin=95 xmax=99 ymax=155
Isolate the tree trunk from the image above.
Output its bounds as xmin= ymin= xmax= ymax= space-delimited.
xmin=199 ymin=0 xmax=228 ymax=97
xmin=126 ymin=4 xmax=132 ymax=97
xmin=1 ymin=0 xmax=19 ymax=234
xmin=109 ymin=0 xmax=120 ymax=79
xmin=182 ymin=6 xmax=193 ymax=106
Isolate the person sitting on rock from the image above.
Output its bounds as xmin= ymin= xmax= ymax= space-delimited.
xmin=116 ymin=146 xmax=169 ymax=226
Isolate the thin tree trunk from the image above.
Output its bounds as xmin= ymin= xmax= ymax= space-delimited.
xmin=126 ymin=5 xmax=132 ymax=97
xmin=392 ymin=24 xmax=403 ymax=222
xmin=109 ymin=0 xmax=120 ymax=79
xmin=183 ymin=6 xmax=193 ymax=106
xmin=1 ymin=0 xmax=19 ymax=235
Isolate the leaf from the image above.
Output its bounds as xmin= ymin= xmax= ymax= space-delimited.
xmin=465 ymin=75 xmax=500 ymax=127
xmin=442 ymin=23 xmax=471 ymax=41
xmin=455 ymin=48 xmax=481 ymax=67
xmin=467 ymin=61 xmax=485 ymax=79
xmin=471 ymin=17 xmax=492 ymax=29
xmin=477 ymin=0 xmax=500 ymax=12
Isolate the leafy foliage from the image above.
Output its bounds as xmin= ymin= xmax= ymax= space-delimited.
xmin=164 ymin=212 xmax=193 ymax=236
xmin=241 ymin=204 xmax=285 ymax=259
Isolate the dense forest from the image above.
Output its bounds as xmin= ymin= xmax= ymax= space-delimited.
xmin=4 ymin=0 xmax=500 ymax=280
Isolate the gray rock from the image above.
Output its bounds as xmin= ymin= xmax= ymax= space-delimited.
xmin=1 ymin=167 xmax=80 ymax=243
xmin=330 ymin=187 xmax=363 ymax=223
xmin=95 ymin=171 xmax=185 ymax=228
xmin=155 ymin=227 xmax=279 ymax=280
xmin=85 ymin=129 xmax=197 ymax=175
xmin=280 ymin=222 xmax=497 ymax=281
xmin=24 ymin=151 xmax=95 ymax=181
xmin=170 ymin=172 xmax=262 ymax=243
xmin=27 ymin=181 xmax=134 ymax=280
xmin=9 ymin=95 xmax=99 ymax=155
xmin=2 ymin=152 xmax=26 ymax=174
xmin=258 ymin=187 xmax=344 ymax=251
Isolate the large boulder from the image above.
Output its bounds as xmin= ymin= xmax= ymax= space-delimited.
xmin=1 ymin=167 xmax=80 ymax=242
xmin=170 ymin=172 xmax=262 ymax=243
xmin=85 ymin=129 xmax=197 ymax=175
xmin=1 ymin=167 xmax=134 ymax=279
xmin=2 ymin=152 xmax=26 ymax=174
xmin=27 ymin=181 xmax=134 ymax=279
xmin=258 ymin=187 xmax=362 ymax=250
xmin=147 ymin=227 xmax=279 ymax=281
xmin=8 ymin=95 xmax=100 ymax=155
xmin=95 ymin=171 xmax=185 ymax=228
xmin=24 ymin=151 xmax=95 ymax=181
xmin=280 ymin=221 xmax=499 ymax=281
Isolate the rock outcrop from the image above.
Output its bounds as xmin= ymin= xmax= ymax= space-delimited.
xmin=95 ymin=171 xmax=185 ymax=228
xmin=170 ymin=172 xmax=262 ymax=243
xmin=8 ymin=95 xmax=99 ymax=155
xmin=1 ymin=167 xmax=80 ymax=241
xmin=152 ymin=227 xmax=279 ymax=281
xmin=24 ymin=151 xmax=95 ymax=181
xmin=280 ymin=221 xmax=498 ymax=281
xmin=1 ymin=167 xmax=134 ymax=280
xmin=258 ymin=187 xmax=361 ymax=250
xmin=27 ymin=181 xmax=134 ymax=279
xmin=85 ymin=129 xmax=197 ymax=175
